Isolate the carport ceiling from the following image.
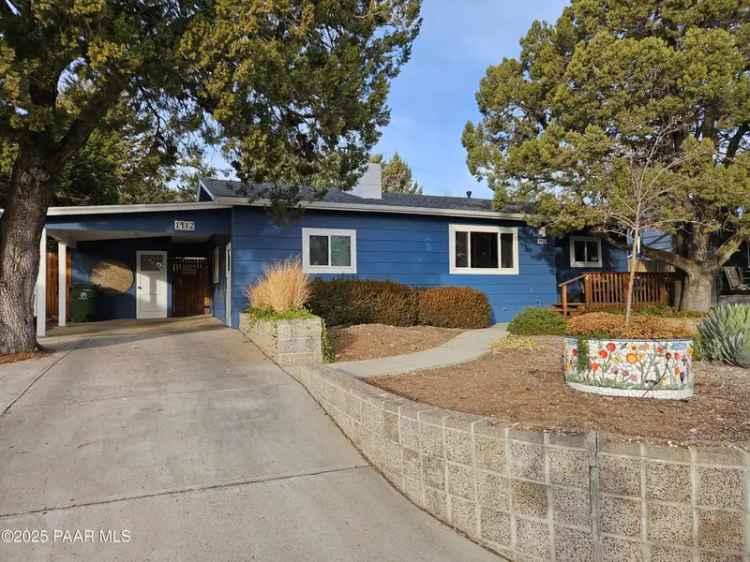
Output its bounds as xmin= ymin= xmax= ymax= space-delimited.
xmin=48 ymin=229 xmax=213 ymax=243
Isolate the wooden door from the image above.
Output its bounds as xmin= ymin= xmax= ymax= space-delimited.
xmin=173 ymin=257 xmax=210 ymax=317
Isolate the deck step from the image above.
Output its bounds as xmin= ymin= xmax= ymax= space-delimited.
xmin=551 ymin=303 xmax=586 ymax=317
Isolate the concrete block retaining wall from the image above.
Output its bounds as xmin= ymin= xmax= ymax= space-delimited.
xmin=239 ymin=313 xmax=323 ymax=366
xmin=288 ymin=364 xmax=750 ymax=562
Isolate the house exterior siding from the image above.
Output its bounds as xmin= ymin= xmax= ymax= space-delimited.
xmin=230 ymin=206 xmax=558 ymax=327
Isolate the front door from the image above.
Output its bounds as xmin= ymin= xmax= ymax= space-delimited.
xmin=136 ymin=251 xmax=168 ymax=319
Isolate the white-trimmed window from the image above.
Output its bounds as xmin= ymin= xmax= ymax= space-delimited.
xmin=302 ymin=228 xmax=357 ymax=274
xmin=449 ymin=224 xmax=519 ymax=275
xmin=570 ymin=236 xmax=603 ymax=268
xmin=212 ymin=246 xmax=220 ymax=284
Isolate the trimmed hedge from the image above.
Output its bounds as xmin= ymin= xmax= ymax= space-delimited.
xmin=308 ymin=279 xmax=418 ymax=327
xmin=417 ymin=287 xmax=491 ymax=329
xmin=507 ymin=307 xmax=567 ymax=336
xmin=308 ymin=279 xmax=492 ymax=329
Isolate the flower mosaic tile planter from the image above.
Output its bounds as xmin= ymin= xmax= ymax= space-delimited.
xmin=563 ymin=337 xmax=695 ymax=399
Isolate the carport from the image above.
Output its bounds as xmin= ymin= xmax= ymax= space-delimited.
xmin=35 ymin=201 xmax=232 ymax=337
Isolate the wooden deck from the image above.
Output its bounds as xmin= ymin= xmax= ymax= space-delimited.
xmin=557 ymin=272 xmax=674 ymax=317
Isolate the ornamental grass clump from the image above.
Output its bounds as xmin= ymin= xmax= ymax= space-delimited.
xmin=246 ymin=258 xmax=310 ymax=314
xmin=566 ymin=312 xmax=695 ymax=340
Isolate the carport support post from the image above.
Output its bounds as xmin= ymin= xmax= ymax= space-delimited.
xmin=35 ymin=227 xmax=47 ymax=338
xmin=58 ymin=240 xmax=66 ymax=327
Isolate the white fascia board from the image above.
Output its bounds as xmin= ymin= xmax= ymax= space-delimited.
xmin=213 ymin=196 xmax=528 ymax=222
xmin=197 ymin=178 xmax=217 ymax=201
xmin=46 ymin=201 xmax=231 ymax=216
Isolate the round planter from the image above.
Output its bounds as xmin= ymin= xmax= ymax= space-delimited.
xmin=563 ymin=337 xmax=695 ymax=399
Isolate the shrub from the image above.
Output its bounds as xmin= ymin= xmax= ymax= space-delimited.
xmin=697 ymin=304 xmax=750 ymax=367
xmin=507 ymin=307 xmax=567 ymax=336
xmin=597 ymin=305 xmax=705 ymax=319
xmin=417 ymin=287 xmax=492 ymax=329
xmin=308 ymin=279 xmax=418 ymax=326
xmin=246 ymin=258 xmax=310 ymax=313
xmin=566 ymin=312 xmax=695 ymax=340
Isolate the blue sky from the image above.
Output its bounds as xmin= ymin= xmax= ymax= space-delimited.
xmin=372 ymin=0 xmax=569 ymax=198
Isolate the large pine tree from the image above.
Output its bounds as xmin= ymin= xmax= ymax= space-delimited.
xmin=0 ymin=1 xmax=421 ymax=353
xmin=463 ymin=0 xmax=750 ymax=311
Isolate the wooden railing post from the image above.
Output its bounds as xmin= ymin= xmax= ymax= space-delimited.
xmin=562 ymin=284 xmax=568 ymax=317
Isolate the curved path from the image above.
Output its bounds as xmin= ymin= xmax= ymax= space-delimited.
xmin=335 ymin=324 xmax=507 ymax=378
xmin=0 ymin=317 xmax=499 ymax=561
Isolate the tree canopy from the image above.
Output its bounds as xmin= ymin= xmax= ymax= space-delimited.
xmin=462 ymin=0 xmax=750 ymax=309
xmin=370 ymin=152 xmax=422 ymax=194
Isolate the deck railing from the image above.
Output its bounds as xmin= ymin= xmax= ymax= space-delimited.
xmin=558 ymin=272 xmax=674 ymax=317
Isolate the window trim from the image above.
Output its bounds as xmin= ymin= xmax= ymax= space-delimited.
xmin=569 ymin=236 xmax=603 ymax=268
xmin=448 ymin=224 xmax=519 ymax=275
xmin=302 ymin=228 xmax=357 ymax=274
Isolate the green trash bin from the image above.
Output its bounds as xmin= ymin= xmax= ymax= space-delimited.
xmin=71 ymin=285 xmax=97 ymax=323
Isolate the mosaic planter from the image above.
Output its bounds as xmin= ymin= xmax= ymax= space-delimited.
xmin=563 ymin=337 xmax=695 ymax=399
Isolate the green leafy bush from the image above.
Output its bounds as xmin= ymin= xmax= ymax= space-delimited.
xmin=507 ymin=307 xmax=567 ymax=336
xmin=246 ymin=308 xmax=315 ymax=322
xmin=417 ymin=287 xmax=491 ymax=329
xmin=308 ymin=279 xmax=418 ymax=327
xmin=698 ymin=304 xmax=750 ymax=367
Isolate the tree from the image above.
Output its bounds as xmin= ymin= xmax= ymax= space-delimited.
xmin=1 ymin=105 xmax=204 ymax=208
xmin=370 ymin=152 xmax=422 ymax=194
xmin=463 ymin=0 xmax=750 ymax=311
xmin=0 ymin=1 xmax=421 ymax=353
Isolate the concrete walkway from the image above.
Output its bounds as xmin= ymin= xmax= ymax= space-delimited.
xmin=0 ymin=317 xmax=499 ymax=562
xmin=335 ymin=323 xmax=507 ymax=378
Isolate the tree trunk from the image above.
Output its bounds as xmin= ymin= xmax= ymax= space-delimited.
xmin=624 ymin=231 xmax=640 ymax=327
xmin=0 ymin=145 xmax=52 ymax=354
xmin=681 ymin=269 xmax=716 ymax=312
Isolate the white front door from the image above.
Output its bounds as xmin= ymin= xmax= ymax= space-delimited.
xmin=136 ymin=251 xmax=168 ymax=319
xmin=225 ymin=243 xmax=232 ymax=326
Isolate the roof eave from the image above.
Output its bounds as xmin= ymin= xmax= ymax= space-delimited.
xmin=213 ymin=196 xmax=528 ymax=222
xmin=46 ymin=201 xmax=231 ymax=216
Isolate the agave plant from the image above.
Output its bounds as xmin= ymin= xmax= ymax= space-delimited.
xmin=697 ymin=304 xmax=750 ymax=368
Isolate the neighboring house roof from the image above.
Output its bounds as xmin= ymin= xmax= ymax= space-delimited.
xmin=198 ymin=177 xmax=529 ymax=221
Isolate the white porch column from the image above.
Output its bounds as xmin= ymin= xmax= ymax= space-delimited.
xmin=35 ymin=227 xmax=47 ymax=337
xmin=58 ymin=240 xmax=67 ymax=327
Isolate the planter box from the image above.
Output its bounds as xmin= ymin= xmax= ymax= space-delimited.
xmin=239 ymin=312 xmax=323 ymax=366
xmin=563 ymin=337 xmax=694 ymax=399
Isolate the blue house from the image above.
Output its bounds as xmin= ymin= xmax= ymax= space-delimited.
xmin=36 ymin=164 xmax=626 ymax=336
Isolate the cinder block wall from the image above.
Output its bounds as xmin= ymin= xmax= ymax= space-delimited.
xmin=288 ymin=364 xmax=750 ymax=562
xmin=239 ymin=313 xmax=322 ymax=366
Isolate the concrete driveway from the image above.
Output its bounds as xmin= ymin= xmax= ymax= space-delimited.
xmin=0 ymin=317 xmax=498 ymax=561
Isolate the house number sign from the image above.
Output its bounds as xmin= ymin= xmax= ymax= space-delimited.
xmin=174 ymin=220 xmax=196 ymax=232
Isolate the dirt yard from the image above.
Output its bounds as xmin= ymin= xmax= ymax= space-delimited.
xmin=0 ymin=351 xmax=49 ymax=365
xmin=330 ymin=324 xmax=463 ymax=362
xmin=368 ymin=336 xmax=750 ymax=445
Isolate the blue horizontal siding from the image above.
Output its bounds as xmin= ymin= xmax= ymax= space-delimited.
xmin=230 ymin=208 xmax=558 ymax=326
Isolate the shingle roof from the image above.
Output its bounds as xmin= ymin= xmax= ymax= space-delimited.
xmin=199 ymin=177 xmax=528 ymax=215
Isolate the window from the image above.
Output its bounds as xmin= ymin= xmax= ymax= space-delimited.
xmin=570 ymin=236 xmax=603 ymax=268
xmin=212 ymin=247 xmax=220 ymax=284
xmin=449 ymin=224 xmax=518 ymax=275
xmin=302 ymin=228 xmax=357 ymax=274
